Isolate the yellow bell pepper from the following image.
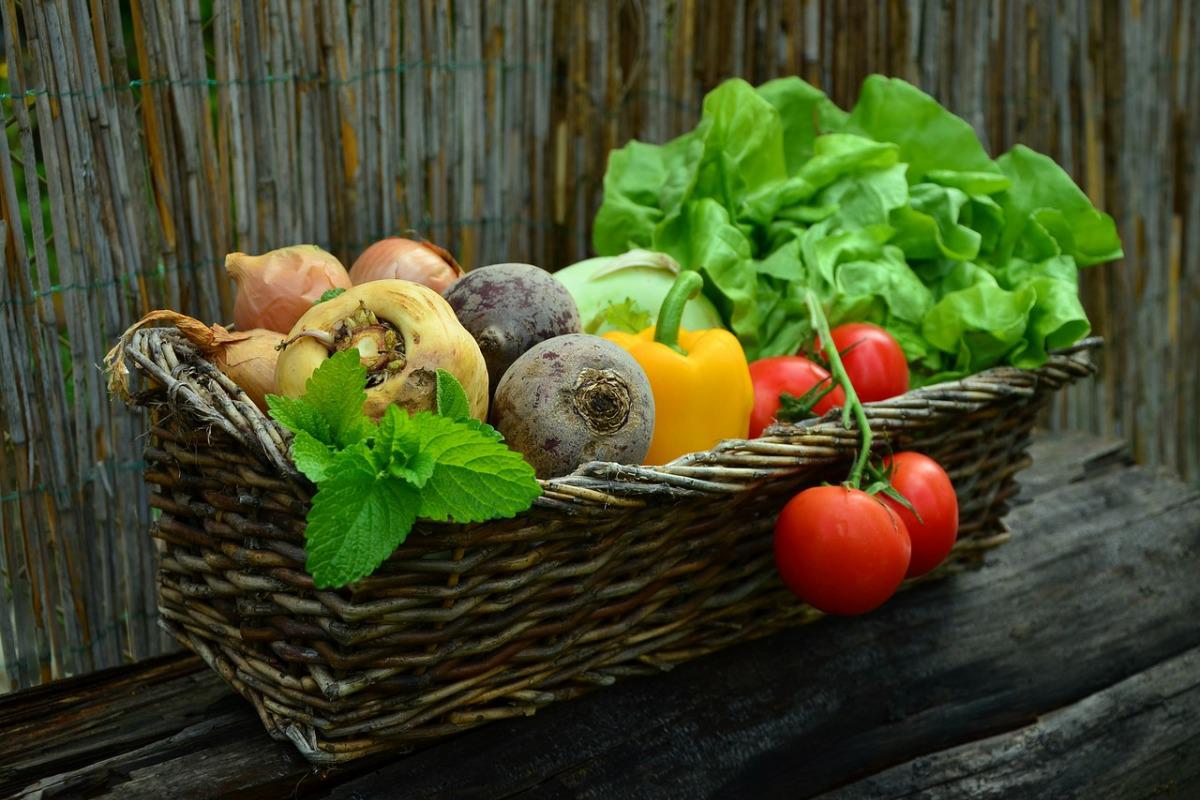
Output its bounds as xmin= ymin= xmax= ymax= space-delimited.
xmin=603 ymin=272 xmax=753 ymax=464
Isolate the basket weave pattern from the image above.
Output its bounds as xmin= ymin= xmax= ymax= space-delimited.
xmin=121 ymin=327 xmax=1098 ymax=762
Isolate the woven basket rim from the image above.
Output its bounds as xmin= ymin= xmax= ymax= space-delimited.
xmin=114 ymin=327 xmax=1100 ymax=512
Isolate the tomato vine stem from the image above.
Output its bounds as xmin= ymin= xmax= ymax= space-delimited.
xmin=804 ymin=290 xmax=872 ymax=488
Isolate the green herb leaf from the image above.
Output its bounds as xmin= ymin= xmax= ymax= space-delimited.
xmin=317 ymin=287 xmax=347 ymax=304
xmin=406 ymin=412 xmax=541 ymax=523
xmin=371 ymin=405 xmax=435 ymax=488
xmin=280 ymin=354 xmax=540 ymax=590
xmin=290 ymin=430 xmax=338 ymax=482
xmin=303 ymin=444 xmax=419 ymax=588
xmin=596 ymin=298 xmax=652 ymax=334
xmin=371 ymin=405 xmax=421 ymax=471
xmin=461 ymin=417 xmax=505 ymax=443
xmin=267 ymin=349 xmax=374 ymax=447
xmin=266 ymin=394 xmax=333 ymax=445
xmin=431 ymin=372 xmax=506 ymax=440
xmin=390 ymin=451 xmax=436 ymax=488
xmin=435 ymin=369 xmax=471 ymax=420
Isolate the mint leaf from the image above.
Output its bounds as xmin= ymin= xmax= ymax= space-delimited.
xmin=406 ymin=412 xmax=541 ymax=523
xmin=317 ymin=287 xmax=346 ymax=304
xmin=462 ymin=418 xmax=505 ymax=442
xmin=390 ymin=451 xmax=436 ymax=488
xmin=291 ymin=430 xmax=337 ymax=482
xmin=597 ymin=298 xmax=652 ymax=334
xmin=303 ymin=445 xmax=419 ymax=588
xmin=436 ymin=369 xmax=471 ymax=420
xmin=268 ymin=349 xmax=374 ymax=447
xmin=268 ymin=394 xmax=333 ymax=444
xmin=430 ymin=373 xmax=503 ymax=440
xmin=372 ymin=405 xmax=421 ymax=471
xmin=373 ymin=406 xmax=436 ymax=487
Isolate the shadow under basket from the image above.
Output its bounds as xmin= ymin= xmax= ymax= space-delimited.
xmin=115 ymin=327 xmax=1099 ymax=763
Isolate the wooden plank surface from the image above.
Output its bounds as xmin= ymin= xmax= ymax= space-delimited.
xmin=2 ymin=0 xmax=1197 ymax=693
xmin=821 ymin=645 xmax=1200 ymax=800
xmin=2 ymin=432 xmax=1198 ymax=799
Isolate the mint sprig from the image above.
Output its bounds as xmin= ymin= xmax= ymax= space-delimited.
xmin=304 ymin=445 xmax=420 ymax=586
xmin=266 ymin=354 xmax=540 ymax=589
xmin=268 ymin=350 xmax=373 ymax=448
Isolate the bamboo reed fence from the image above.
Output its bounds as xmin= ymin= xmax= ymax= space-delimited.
xmin=0 ymin=0 xmax=1195 ymax=692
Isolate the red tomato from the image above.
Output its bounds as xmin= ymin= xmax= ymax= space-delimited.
xmin=773 ymin=486 xmax=911 ymax=615
xmin=821 ymin=323 xmax=909 ymax=402
xmin=748 ymin=356 xmax=846 ymax=437
xmin=880 ymin=452 xmax=959 ymax=577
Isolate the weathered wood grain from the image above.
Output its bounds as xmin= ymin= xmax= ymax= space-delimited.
xmin=0 ymin=654 xmax=224 ymax=787
xmin=0 ymin=0 xmax=1194 ymax=693
xmin=1 ymin=434 xmax=1196 ymax=799
xmin=1004 ymin=428 xmax=1130 ymax=498
xmin=818 ymin=645 xmax=1200 ymax=800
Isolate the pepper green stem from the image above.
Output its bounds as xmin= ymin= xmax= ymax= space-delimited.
xmin=654 ymin=271 xmax=703 ymax=355
xmin=804 ymin=290 xmax=872 ymax=489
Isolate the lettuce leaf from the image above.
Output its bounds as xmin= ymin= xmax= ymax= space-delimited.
xmin=996 ymin=145 xmax=1123 ymax=266
xmin=845 ymin=75 xmax=1001 ymax=182
xmin=592 ymin=74 xmax=1123 ymax=375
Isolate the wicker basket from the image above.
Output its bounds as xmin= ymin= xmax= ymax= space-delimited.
xmin=111 ymin=326 xmax=1098 ymax=763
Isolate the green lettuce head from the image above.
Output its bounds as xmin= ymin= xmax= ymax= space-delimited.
xmin=592 ymin=74 xmax=1122 ymax=379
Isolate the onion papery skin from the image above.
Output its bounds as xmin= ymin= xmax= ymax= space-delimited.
xmin=349 ymin=238 xmax=463 ymax=294
xmin=213 ymin=329 xmax=282 ymax=410
xmin=226 ymin=245 xmax=352 ymax=334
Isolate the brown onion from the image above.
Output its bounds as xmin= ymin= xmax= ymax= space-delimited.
xmin=212 ymin=329 xmax=283 ymax=410
xmin=226 ymin=245 xmax=352 ymax=334
xmin=104 ymin=310 xmax=281 ymax=411
xmin=349 ymin=237 xmax=463 ymax=294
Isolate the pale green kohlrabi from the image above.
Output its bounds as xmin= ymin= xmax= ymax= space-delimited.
xmin=554 ymin=249 xmax=725 ymax=335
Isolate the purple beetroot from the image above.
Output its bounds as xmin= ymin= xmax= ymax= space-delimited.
xmin=444 ymin=263 xmax=581 ymax=395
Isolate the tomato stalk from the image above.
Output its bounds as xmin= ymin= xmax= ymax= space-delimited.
xmin=804 ymin=290 xmax=872 ymax=488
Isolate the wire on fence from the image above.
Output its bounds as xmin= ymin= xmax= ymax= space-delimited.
xmin=0 ymin=607 xmax=160 ymax=676
xmin=0 ymin=217 xmax=556 ymax=309
xmin=0 ymin=59 xmax=554 ymax=103
xmin=0 ymin=459 xmax=147 ymax=505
